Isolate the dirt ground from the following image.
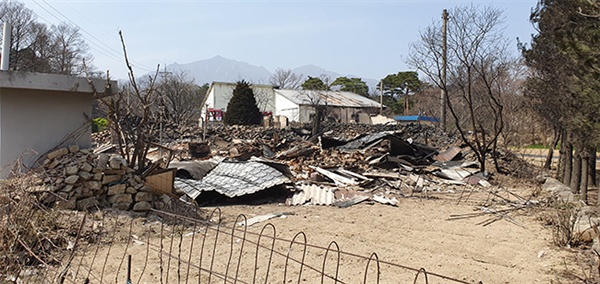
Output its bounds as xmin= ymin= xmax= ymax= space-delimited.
xmin=212 ymin=195 xmax=570 ymax=283
xmin=62 ymin=184 xmax=590 ymax=284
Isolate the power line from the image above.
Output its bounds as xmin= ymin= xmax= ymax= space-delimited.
xmin=30 ymin=0 xmax=124 ymax=65
xmin=61 ymin=1 xmax=165 ymax=67
xmin=30 ymin=0 xmax=157 ymax=73
xmin=39 ymin=0 xmax=156 ymax=71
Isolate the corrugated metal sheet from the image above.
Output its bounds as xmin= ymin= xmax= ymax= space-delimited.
xmin=289 ymin=184 xmax=335 ymax=206
xmin=433 ymin=146 xmax=461 ymax=162
xmin=174 ymin=178 xmax=205 ymax=199
xmin=175 ymin=161 xmax=292 ymax=199
xmin=275 ymin=89 xmax=384 ymax=108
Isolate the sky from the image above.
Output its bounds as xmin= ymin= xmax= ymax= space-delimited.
xmin=24 ymin=0 xmax=539 ymax=81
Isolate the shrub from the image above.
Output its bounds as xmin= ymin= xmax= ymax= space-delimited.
xmin=92 ymin=117 xmax=108 ymax=133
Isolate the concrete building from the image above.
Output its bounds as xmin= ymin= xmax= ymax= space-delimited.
xmin=0 ymin=71 xmax=117 ymax=178
xmin=274 ymin=89 xmax=385 ymax=124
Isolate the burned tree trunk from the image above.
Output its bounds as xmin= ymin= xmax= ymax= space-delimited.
xmin=311 ymin=105 xmax=325 ymax=137
xmin=580 ymin=148 xmax=589 ymax=204
xmin=570 ymin=149 xmax=582 ymax=193
xmin=561 ymin=140 xmax=573 ymax=185
xmin=590 ymin=150 xmax=597 ymax=187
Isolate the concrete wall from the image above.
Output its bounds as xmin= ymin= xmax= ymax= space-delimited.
xmin=0 ymin=89 xmax=93 ymax=177
xmin=0 ymin=71 xmax=116 ymax=178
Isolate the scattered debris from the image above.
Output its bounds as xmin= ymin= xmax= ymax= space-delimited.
xmin=238 ymin=212 xmax=295 ymax=227
xmin=44 ymin=122 xmax=529 ymax=211
xmin=372 ymin=194 xmax=399 ymax=206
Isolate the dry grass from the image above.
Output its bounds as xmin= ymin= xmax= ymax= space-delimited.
xmin=0 ymin=173 xmax=82 ymax=282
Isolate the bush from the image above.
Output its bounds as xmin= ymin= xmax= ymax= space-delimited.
xmin=223 ymin=80 xmax=262 ymax=126
xmin=92 ymin=117 xmax=108 ymax=133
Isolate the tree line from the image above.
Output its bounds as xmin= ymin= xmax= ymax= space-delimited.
xmin=524 ymin=0 xmax=600 ymax=204
xmin=0 ymin=0 xmax=96 ymax=76
xmin=269 ymin=67 xmax=424 ymax=116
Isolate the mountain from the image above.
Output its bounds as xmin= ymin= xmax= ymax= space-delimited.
xmin=291 ymin=64 xmax=343 ymax=81
xmin=167 ymin=56 xmax=272 ymax=85
xmin=167 ymin=55 xmax=379 ymax=91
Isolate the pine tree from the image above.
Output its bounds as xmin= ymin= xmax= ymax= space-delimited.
xmin=224 ymin=80 xmax=263 ymax=125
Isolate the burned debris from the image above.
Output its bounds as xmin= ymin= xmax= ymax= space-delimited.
xmin=159 ymin=122 xmax=500 ymax=207
xmin=25 ymin=121 xmax=519 ymax=213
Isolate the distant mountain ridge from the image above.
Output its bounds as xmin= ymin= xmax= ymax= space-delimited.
xmin=166 ymin=56 xmax=379 ymax=91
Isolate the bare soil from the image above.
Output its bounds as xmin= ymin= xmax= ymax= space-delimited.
xmin=68 ymin=186 xmax=585 ymax=284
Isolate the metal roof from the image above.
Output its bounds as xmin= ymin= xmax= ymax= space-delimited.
xmin=275 ymin=89 xmax=385 ymax=108
xmin=175 ymin=160 xmax=292 ymax=199
xmin=393 ymin=115 xmax=440 ymax=122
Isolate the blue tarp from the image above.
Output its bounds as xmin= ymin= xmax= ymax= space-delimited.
xmin=393 ymin=115 xmax=440 ymax=123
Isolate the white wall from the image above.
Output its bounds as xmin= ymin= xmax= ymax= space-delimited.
xmin=275 ymin=93 xmax=300 ymax=122
xmin=202 ymin=83 xmax=276 ymax=121
xmin=0 ymin=89 xmax=92 ymax=177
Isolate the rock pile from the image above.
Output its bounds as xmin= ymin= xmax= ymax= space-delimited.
xmin=39 ymin=145 xmax=162 ymax=212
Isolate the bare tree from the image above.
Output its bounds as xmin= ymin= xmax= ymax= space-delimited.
xmin=0 ymin=0 xmax=37 ymax=69
xmin=95 ymin=31 xmax=162 ymax=174
xmin=408 ymin=5 xmax=517 ymax=173
xmin=269 ymin=68 xmax=303 ymax=89
xmin=156 ymin=70 xmax=204 ymax=126
xmin=0 ymin=1 xmax=96 ymax=75
xmin=50 ymin=23 xmax=92 ymax=76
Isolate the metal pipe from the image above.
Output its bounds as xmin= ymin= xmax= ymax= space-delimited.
xmin=1 ymin=22 xmax=11 ymax=71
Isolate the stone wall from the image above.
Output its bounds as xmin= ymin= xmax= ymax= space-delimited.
xmin=40 ymin=145 xmax=164 ymax=212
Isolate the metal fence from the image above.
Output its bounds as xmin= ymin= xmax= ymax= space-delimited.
xmin=15 ymin=201 xmax=482 ymax=284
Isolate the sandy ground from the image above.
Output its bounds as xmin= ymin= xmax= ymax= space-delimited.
xmin=56 ymin=186 xmax=584 ymax=284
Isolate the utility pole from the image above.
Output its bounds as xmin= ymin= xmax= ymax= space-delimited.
xmin=379 ymin=80 xmax=383 ymax=115
xmin=440 ymin=9 xmax=449 ymax=132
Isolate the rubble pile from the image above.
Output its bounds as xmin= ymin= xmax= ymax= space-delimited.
xmin=165 ymin=122 xmax=502 ymax=207
xmin=83 ymin=121 xmax=534 ymax=209
xmin=39 ymin=146 xmax=162 ymax=212
xmin=91 ymin=130 xmax=112 ymax=145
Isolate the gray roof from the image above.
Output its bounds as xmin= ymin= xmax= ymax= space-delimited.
xmin=275 ymin=89 xmax=385 ymax=108
xmin=175 ymin=160 xmax=292 ymax=199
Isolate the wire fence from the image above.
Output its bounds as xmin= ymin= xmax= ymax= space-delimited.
xmin=10 ymin=198 xmax=483 ymax=284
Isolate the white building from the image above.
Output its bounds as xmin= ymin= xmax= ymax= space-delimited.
xmin=201 ymin=81 xmax=275 ymax=121
xmin=274 ymin=89 xmax=384 ymax=124
xmin=201 ymin=81 xmax=385 ymax=124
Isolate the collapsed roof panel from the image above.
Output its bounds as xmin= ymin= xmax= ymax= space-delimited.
xmin=176 ymin=161 xmax=292 ymax=199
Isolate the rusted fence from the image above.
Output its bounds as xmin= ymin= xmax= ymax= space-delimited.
xmin=12 ymin=201 xmax=482 ymax=284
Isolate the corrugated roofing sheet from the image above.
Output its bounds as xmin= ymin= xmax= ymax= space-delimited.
xmin=175 ymin=161 xmax=292 ymax=199
xmin=275 ymin=89 xmax=384 ymax=108
xmin=289 ymin=184 xmax=335 ymax=206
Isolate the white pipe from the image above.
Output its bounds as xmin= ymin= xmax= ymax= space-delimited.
xmin=1 ymin=22 xmax=11 ymax=71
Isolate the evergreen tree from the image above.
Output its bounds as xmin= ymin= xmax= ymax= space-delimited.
xmin=301 ymin=76 xmax=329 ymax=90
xmin=224 ymin=80 xmax=263 ymax=125
xmin=524 ymin=0 xmax=600 ymax=202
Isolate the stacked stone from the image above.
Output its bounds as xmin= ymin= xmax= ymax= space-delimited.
xmin=41 ymin=145 xmax=159 ymax=212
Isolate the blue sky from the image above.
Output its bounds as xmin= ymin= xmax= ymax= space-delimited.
xmin=24 ymin=0 xmax=538 ymax=81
